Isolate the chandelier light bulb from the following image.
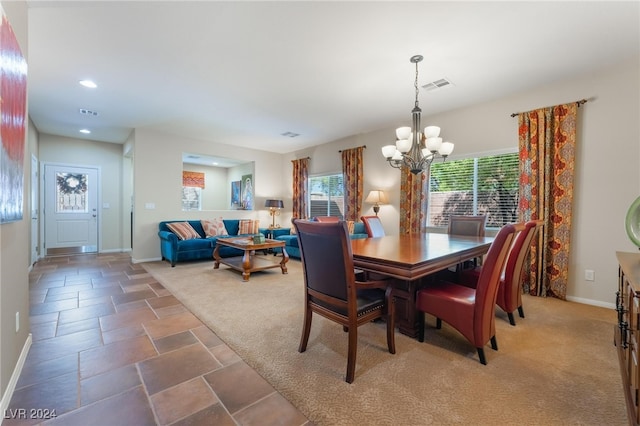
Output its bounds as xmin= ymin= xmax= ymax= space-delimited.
xmin=424 ymin=126 xmax=441 ymax=138
xmin=439 ymin=142 xmax=454 ymax=156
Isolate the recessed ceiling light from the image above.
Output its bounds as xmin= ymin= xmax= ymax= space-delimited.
xmin=79 ymin=129 xmax=91 ymax=134
xmin=79 ymin=80 xmax=97 ymax=89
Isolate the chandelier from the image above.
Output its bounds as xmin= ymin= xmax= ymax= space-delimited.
xmin=381 ymin=55 xmax=454 ymax=174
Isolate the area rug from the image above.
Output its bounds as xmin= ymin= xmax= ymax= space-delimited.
xmin=143 ymin=259 xmax=627 ymax=425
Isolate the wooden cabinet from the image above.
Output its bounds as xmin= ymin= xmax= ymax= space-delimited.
xmin=615 ymin=251 xmax=640 ymax=426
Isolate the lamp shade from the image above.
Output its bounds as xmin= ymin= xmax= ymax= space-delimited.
xmin=365 ymin=190 xmax=388 ymax=205
xmin=265 ymin=199 xmax=284 ymax=208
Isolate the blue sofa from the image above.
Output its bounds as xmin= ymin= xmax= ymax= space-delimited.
xmin=274 ymin=221 xmax=368 ymax=259
xmin=158 ymin=219 xmax=255 ymax=266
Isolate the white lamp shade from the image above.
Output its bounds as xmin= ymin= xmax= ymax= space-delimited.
xmin=396 ymin=126 xmax=411 ymax=140
xmin=421 ymin=148 xmax=434 ymax=160
xmin=365 ymin=190 xmax=388 ymax=204
xmin=439 ymin=141 xmax=454 ymax=156
xmin=396 ymin=138 xmax=412 ymax=153
xmin=381 ymin=145 xmax=397 ymax=158
xmin=391 ymin=150 xmax=403 ymax=161
xmin=424 ymin=126 xmax=441 ymax=138
xmin=425 ymin=137 xmax=442 ymax=152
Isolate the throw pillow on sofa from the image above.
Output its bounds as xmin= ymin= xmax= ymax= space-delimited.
xmin=167 ymin=222 xmax=200 ymax=240
xmin=238 ymin=219 xmax=260 ymax=234
xmin=201 ymin=218 xmax=228 ymax=237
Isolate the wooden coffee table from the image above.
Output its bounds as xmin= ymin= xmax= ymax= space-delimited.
xmin=213 ymin=237 xmax=289 ymax=281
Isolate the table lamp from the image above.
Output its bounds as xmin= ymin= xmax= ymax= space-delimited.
xmin=265 ymin=199 xmax=284 ymax=228
xmin=364 ymin=190 xmax=388 ymax=216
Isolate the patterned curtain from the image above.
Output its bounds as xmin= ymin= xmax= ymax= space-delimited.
xmin=399 ymin=165 xmax=427 ymax=235
xmin=341 ymin=146 xmax=365 ymax=221
xmin=291 ymin=158 xmax=309 ymax=220
xmin=518 ymin=102 xmax=577 ymax=300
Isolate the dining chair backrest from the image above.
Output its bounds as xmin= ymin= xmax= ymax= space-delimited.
xmin=448 ymin=215 xmax=487 ymax=237
xmin=294 ymin=220 xmax=354 ymax=304
xmin=500 ymin=219 xmax=544 ymax=312
xmin=361 ymin=215 xmax=386 ymax=238
xmin=472 ymin=222 xmax=522 ymax=338
xmin=312 ymin=216 xmax=340 ymax=223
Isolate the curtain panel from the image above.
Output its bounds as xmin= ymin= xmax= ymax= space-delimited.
xmin=518 ymin=102 xmax=577 ymax=300
xmin=291 ymin=158 xmax=309 ymax=221
xmin=341 ymin=146 xmax=364 ymax=222
xmin=399 ymin=166 xmax=427 ymax=235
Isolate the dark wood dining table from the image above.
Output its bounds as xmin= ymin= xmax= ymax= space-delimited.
xmin=351 ymin=233 xmax=494 ymax=337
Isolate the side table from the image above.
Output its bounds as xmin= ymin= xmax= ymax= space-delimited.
xmin=259 ymin=227 xmax=291 ymax=239
xmin=258 ymin=227 xmax=291 ymax=255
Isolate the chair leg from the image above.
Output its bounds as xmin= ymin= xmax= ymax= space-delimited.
xmin=417 ymin=311 xmax=425 ymax=342
xmin=298 ymin=308 xmax=313 ymax=353
xmin=345 ymin=325 xmax=358 ymax=383
xmin=507 ymin=312 xmax=516 ymax=326
xmin=490 ymin=336 xmax=498 ymax=351
xmin=386 ymin=290 xmax=396 ymax=354
xmin=477 ymin=348 xmax=487 ymax=365
xmin=436 ymin=318 xmax=442 ymax=329
xmin=518 ymin=305 xmax=525 ymax=318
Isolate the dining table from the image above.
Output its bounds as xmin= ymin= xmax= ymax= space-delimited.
xmin=351 ymin=233 xmax=494 ymax=337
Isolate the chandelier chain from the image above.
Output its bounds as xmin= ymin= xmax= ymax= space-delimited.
xmin=414 ymin=60 xmax=420 ymax=109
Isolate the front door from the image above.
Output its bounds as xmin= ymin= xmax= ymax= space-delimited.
xmin=44 ymin=164 xmax=98 ymax=255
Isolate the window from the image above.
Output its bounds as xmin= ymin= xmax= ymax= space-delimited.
xmin=427 ymin=152 xmax=519 ymax=228
xmin=308 ymin=174 xmax=344 ymax=219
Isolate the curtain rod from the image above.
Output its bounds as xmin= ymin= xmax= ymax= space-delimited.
xmin=510 ymin=99 xmax=588 ymax=117
xmin=338 ymin=145 xmax=367 ymax=153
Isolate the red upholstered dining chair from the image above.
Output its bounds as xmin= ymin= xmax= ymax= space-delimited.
xmin=456 ymin=220 xmax=544 ymax=326
xmin=416 ymin=223 xmax=522 ymax=365
xmin=293 ymin=220 xmax=396 ymax=383
xmin=448 ymin=215 xmax=487 ymax=270
xmin=361 ymin=215 xmax=386 ymax=238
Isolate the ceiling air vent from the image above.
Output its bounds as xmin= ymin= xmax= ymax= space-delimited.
xmin=281 ymin=131 xmax=300 ymax=138
xmin=79 ymin=108 xmax=99 ymax=116
xmin=422 ymin=78 xmax=453 ymax=92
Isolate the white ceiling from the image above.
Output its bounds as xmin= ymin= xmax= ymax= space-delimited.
xmin=25 ymin=1 xmax=639 ymax=154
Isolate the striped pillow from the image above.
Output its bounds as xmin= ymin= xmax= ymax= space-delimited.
xmin=238 ymin=219 xmax=260 ymax=235
xmin=166 ymin=222 xmax=200 ymax=240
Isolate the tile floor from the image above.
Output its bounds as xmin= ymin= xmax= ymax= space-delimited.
xmin=5 ymin=253 xmax=309 ymax=426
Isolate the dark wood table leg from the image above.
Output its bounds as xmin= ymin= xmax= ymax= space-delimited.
xmin=213 ymin=244 xmax=221 ymax=269
xmin=241 ymin=250 xmax=251 ymax=281
xmin=280 ymin=247 xmax=289 ymax=274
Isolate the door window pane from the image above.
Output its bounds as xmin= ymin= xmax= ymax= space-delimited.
xmin=56 ymin=172 xmax=88 ymax=213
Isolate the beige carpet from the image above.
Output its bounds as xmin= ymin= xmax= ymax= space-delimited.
xmin=143 ymin=259 xmax=627 ymax=426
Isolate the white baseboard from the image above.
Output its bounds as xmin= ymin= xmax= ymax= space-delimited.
xmin=131 ymin=256 xmax=162 ymax=264
xmin=566 ymin=295 xmax=615 ymax=310
xmin=0 ymin=333 xmax=32 ymax=423
xmin=99 ymin=248 xmax=132 ymax=254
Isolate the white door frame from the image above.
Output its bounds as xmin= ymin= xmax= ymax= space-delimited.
xmin=31 ymin=154 xmax=39 ymax=265
xmin=41 ymin=162 xmax=101 ymax=255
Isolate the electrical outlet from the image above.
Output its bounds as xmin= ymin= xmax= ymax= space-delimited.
xmin=15 ymin=312 xmax=19 ymax=333
xmin=585 ymin=269 xmax=595 ymax=281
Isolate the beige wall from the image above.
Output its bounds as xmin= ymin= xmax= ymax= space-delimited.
xmin=38 ymin=135 xmax=127 ymax=253
xmin=0 ymin=0 xmax=30 ymax=405
xmin=130 ymin=128 xmax=289 ymax=263
xmin=288 ymin=56 xmax=640 ymax=308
